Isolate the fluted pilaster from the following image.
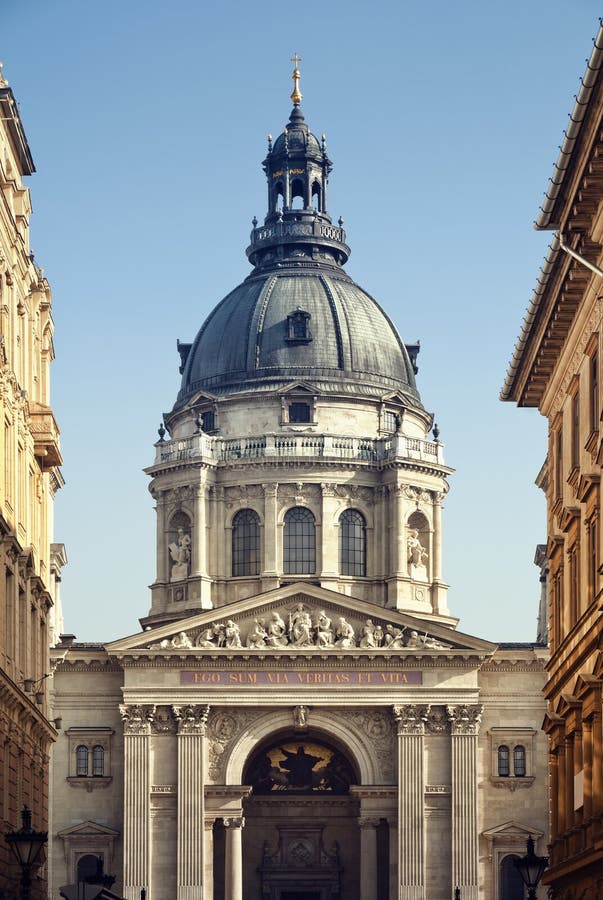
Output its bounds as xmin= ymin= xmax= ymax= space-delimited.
xmin=394 ymin=704 xmax=428 ymax=900
xmin=120 ymin=704 xmax=154 ymax=900
xmin=173 ymin=704 xmax=210 ymax=900
xmin=447 ymin=704 xmax=482 ymax=900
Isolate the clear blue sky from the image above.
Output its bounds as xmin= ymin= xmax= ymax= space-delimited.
xmin=3 ymin=1 xmax=601 ymax=642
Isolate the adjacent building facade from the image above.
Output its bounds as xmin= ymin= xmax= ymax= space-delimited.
xmin=51 ymin=68 xmax=549 ymax=900
xmin=502 ymin=22 xmax=603 ymax=900
xmin=0 ymin=67 xmax=64 ymax=898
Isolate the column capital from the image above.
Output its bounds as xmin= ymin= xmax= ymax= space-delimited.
xmin=358 ymin=816 xmax=380 ymax=829
xmin=223 ymin=816 xmax=245 ymax=829
xmin=446 ymin=703 xmax=483 ymax=735
xmin=262 ymin=483 xmax=278 ymax=497
xmin=393 ymin=703 xmax=429 ymax=735
xmin=119 ymin=703 xmax=155 ymax=735
xmin=173 ymin=703 xmax=210 ymax=734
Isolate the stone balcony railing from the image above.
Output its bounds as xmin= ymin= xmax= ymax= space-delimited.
xmin=152 ymin=431 xmax=445 ymax=468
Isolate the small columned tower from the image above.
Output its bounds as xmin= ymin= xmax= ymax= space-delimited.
xmin=144 ymin=62 xmax=453 ymax=630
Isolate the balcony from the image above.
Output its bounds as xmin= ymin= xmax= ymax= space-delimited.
xmin=29 ymin=404 xmax=62 ymax=467
xmin=151 ymin=431 xmax=445 ymax=470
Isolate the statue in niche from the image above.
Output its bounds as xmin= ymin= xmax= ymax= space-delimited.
xmin=289 ymin=604 xmax=313 ymax=646
xmin=266 ymin=611 xmax=288 ymax=647
xmin=169 ymin=527 xmax=191 ymax=580
xmin=407 ymin=527 xmax=428 ymax=580
xmin=335 ymin=617 xmax=355 ymax=648
xmin=315 ymin=610 xmax=334 ymax=647
xmin=293 ymin=705 xmax=309 ymax=729
xmin=246 ymin=619 xmax=268 ymax=648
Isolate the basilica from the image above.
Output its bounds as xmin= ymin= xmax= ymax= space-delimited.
xmin=49 ymin=64 xmax=549 ymax=900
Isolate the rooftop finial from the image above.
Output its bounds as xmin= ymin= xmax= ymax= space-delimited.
xmin=0 ymin=62 xmax=8 ymax=88
xmin=290 ymin=53 xmax=302 ymax=106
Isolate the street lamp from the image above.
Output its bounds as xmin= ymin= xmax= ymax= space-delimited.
xmin=4 ymin=807 xmax=48 ymax=900
xmin=514 ymin=835 xmax=548 ymax=899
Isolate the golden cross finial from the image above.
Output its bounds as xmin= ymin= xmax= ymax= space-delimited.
xmin=290 ymin=53 xmax=302 ymax=106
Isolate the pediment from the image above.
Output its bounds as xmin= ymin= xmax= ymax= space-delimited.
xmin=107 ymin=582 xmax=496 ymax=657
xmin=482 ymin=820 xmax=544 ymax=842
xmin=57 ymin=820 xmax=119 ymax=839
xmin=279 ymin=381 xmax=317 ymax=395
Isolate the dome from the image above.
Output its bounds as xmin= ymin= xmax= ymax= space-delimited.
xmin=175 ymin=267 xmax=421 ymax=407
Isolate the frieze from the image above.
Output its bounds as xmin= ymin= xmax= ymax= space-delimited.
xmin=148 ymin=601 xmax=451 ymax=653
xmin=402 ymin=485 xmax=432 ymax=504
xmin=181 ymin=669 xmax=421 ymax=687
xmin=446 ymin=703 xmax=483 ymax=735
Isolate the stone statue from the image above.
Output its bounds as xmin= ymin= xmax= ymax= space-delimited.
xmin=335 ymin=617 xmax=355 ymax=648
xmin=278 ymin=745 xmax=324 ymax=788
xmin=224 ymin=620 xmax=242 ymax=648
xmin=290 ymin=604 xmax=313 ymax=647
xmin=265 ymin=611 xmax=288 ymax=647
xmin=169 ymin=527 xmax=191 ymax=580
xmin=195 ymin=625 xmax=217 ymax=648
xmin=384 ymin=625 xmax=406 ymax=649
xmin=405 ymin=630 xmax=422 ymax=648
xmin=171 ymin=631 xmax=192 ymax=649
xmin=293 ymin=705 xmax=309 ymax=728
xmin=407 ymin=528 xmax=428 ymax=579
xmin=359 ymin=619 xmax=376 ymax=648
xmin=246 ymin=619 xmax=267 ymax=648
xmin=373 ymin=624 xmax=384 ymax=646
xmin=315 ymin=610 xmax=334 ymax=647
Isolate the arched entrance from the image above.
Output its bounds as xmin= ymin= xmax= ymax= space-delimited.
xmin=242 ymin=731 xmax=359 ymax=900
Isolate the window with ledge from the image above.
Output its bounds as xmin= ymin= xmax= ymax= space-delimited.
xmin=286 ymin=309 xmax=312 ymax=343
xmin=554 ymin=425 xmax=563 ymax=502
xmin=289 ymin=402 xmax=311 ymax=423
xmin=571 ymin=389 xmax=580 ymax=472
xmin=383 ymin=410 xmax=399 ymax=433
xmin=489 ymin=728 xmax=536 ymax=789
xmin=339 ymin=509 xmax=366 ymax=576
xmin=232 ymin=509 xmax=261 ymax=576
xmin=591 ymin=350 xmax=599 ymax=434
xmin=67 ymin=727 xmax=114 ymax=790
xmin=284 ymin=507 xmax=316 ymax=575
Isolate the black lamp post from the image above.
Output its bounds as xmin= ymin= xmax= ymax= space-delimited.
xmin=514 ymin=836 xmax=548 ymax=899
xmin=4 ymin=807 xmax=48 ymax=900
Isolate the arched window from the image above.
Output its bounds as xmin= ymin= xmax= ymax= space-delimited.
xmin=312 ymin=180 xmax=321 ymax=211
xmin=77 ymin=854 xmax=102 ymax=884
xmin=284 ymin=507 xmax=316 ymax=574
xmin=339 ymin=509 xmax=366 ymax=576
xmin=232 ymin=509 xmax=261 ymax=576
xmin=92 ymin=745 xmax=104 ymax=777
xmin=291 ymin=178 xmax=304 ymax=209
xmin=497 ymin=745 xmax=510 ymax=777
xmin=499 ymin=854 xmax=524 ymax=900
xmin=76 ymin=745 xmax=89 ymax=776
xmin=513 ymin=745 xmax=526 ymax=777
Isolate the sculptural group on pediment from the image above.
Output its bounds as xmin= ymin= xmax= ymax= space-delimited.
xmin=148 ymin=602 xmax=451 ymax=651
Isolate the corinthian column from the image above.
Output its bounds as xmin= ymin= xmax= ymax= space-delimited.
xmin=120 ymin=704 xmax=155 ymax=900
xmin=224 ymin=816 xmax=245 ymax=900
xmin=447 ymin=704 xmax=483 ymax=900
xmin=173 ymin=704 xmax=210 ymax=900
xmin=393 ymin=704 xmax=429 ymax=900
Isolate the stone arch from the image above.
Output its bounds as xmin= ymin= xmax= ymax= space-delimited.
xmin=224 ymin=502 xmax=263 ymax=530
xmin=328 ymin=498 xmax=374 ymax=529
xmin=224 ymin=708 xmax=379 ymax=785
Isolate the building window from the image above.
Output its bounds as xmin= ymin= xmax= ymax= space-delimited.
xmin=76 ymin=745 xmax=89 ymax=777
xmin=383 ymin=411 xmax=398 ymax=433
xmin=591 ymin=351 xmax=599 ymax=434
xmin=513 ymin=745 xmax=526 ymax=777
xmin=571 ymin=391 xmax=580 ymax=470
xmin=499 ymin=854 xmax=524 ymax=900
xmin=284 ymin=507 xmax=316 ymax=574
xmin=497 ymin=745 xmax=510 ymax=777
xmin=554 ymin=426 xmax=563 ymax=500
xmin=201 ymin=410 xmax=215 ymax=432
xmin=569 ymin=543 xmax=580 ymax=623
xmin=92 ymin=746 xmax=104 ymax=777
xmin=589 ymin=516 xmax=598 ymax=601
xmin=232 ymin=509 xmax=261 ymax=576
xmin=77 ymin=854 xmax=103 ymax=883
xmin=289 ymin=402 xmax=311 ymax=423
xmin=286 ymin=309 xmax=312 ymax=343
xmin=339 ymin=509 xmax=366 ymax=576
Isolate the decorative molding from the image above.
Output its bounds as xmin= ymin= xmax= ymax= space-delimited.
xmin=489 ymin=776 xmax=535 ymax=792
xmin=358 ymin=816 xmax=380 ymax=828
xmin=393 ymin=703 xmax=429 ymax=735
xmin=151 ymin=706 xmax=177 ymax=734
xmin=172 ymin=703 xmax=210 ymax=735
xmin=223 ymin=816 xmax=245 ymax=829
xmin=425 ymin=706 xmax=449 ymax=734
xmin=119 ymin=704 xmax=155 ymax=735
xmin=446 ymin=704 xmax=483 ymax=735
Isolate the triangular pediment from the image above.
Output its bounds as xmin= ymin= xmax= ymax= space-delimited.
xmin=279 ymin=381 xmax=317 ymax=395
xmin=57 ymin=820 xmax=119 ymax=839
xmin=107 ymin=582 xmax=496 ymax=657
xmin=482 ymin=820 xmax=544 ymax=842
